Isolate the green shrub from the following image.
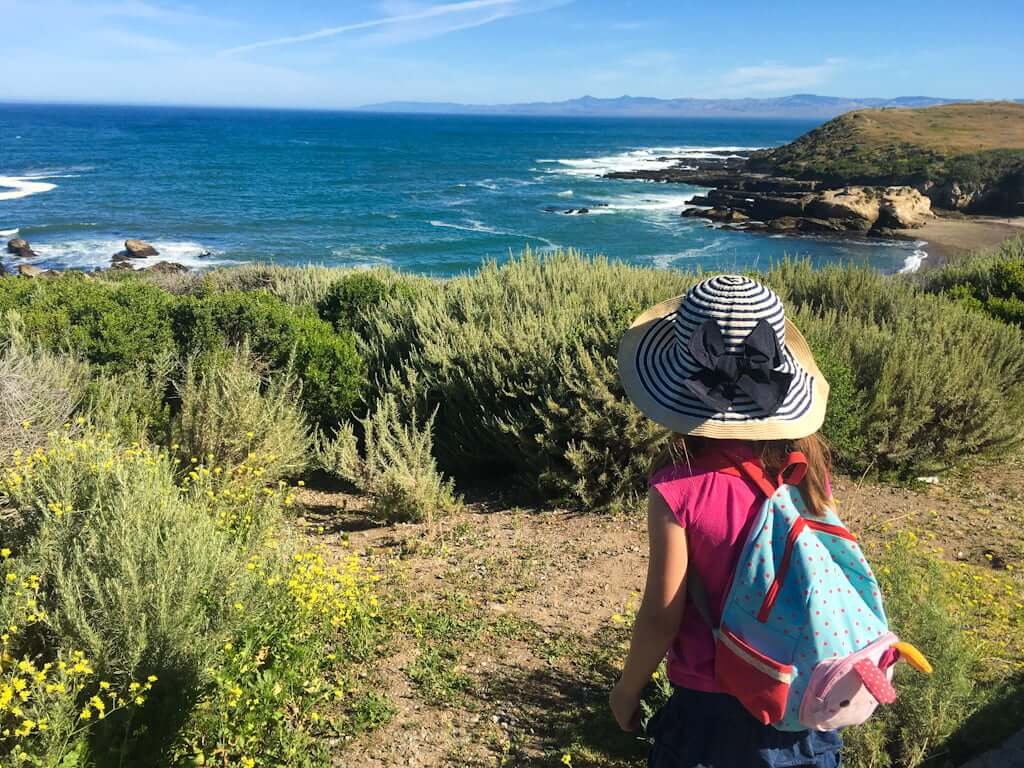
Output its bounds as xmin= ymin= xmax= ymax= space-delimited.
xmin=0 ymin=314 xmax=88 ymax=462
xmin=919 ymin=237 xmax=1024 ymax=326
xmin=83 ymin=352 xmax=176 ymax=447
xmin=316 ymin=271 xmax=418 ymax=336
xmin=0 ymin=274 xmax=178 ymax=374
xmin=172 ymin=290 xmax=366 ymax=427
xmin=318 ymin=394 xmax=458 ymax=524
xmin=172 ymin=345 xmax=310 ymax=482
xmin=360 ymin=250 xmax=694 ymax=508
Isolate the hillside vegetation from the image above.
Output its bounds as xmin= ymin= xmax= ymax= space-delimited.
xmin=750 ymin=102 xmax=1024 ymax=210
xmin=1 ymin=243 xmax=1023 ymax=766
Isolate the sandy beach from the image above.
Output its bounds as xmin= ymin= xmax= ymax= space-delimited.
xmin=897 ymin=212 xmax=1024 ymax=265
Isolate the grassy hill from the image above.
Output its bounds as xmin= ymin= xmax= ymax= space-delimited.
xmin=750 ymin=102 xmax=1024 ymax=199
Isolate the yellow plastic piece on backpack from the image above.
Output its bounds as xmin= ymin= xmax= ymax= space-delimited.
xmin=894 ymin=641 xmax=933 ymax=674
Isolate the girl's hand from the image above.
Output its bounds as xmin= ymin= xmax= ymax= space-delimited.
xmin=609 ymin=679 xmax=642 ymax=732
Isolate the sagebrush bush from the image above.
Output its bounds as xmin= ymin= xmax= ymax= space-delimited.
xmin=361 ymin=250 xmax=694 ymax=508
xmin=768 ymin=260 xmax=1024 ymax=473
xmin=172 ymin=290 xmax=366 ymax=427
xmin=83 ymin=350 xmax=176 ymax=446
xmin=318 ymin=394 xmax=458 ymax=523
xmin=172 ymin=345 xmax=310 ymax=481
xmin=1 ymin=434 xmax=247 ymax=686
xmin=0 ymin=315 xmax=88 ymax=462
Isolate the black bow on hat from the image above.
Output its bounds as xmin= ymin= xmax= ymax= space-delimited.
xmin=681 ymin=319 xmax=794 ymax=415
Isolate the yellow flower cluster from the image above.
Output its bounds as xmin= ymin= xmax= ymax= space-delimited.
xmin=284 ymin=549 xmax=380 ymax=629
xmin=182 ymin=454 xmax=295 ymax=535
xmin=0 ymin=561 xmax=157 ymax=762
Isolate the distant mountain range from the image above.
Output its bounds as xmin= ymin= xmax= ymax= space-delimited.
xmin=357 ymin=94 xmax=1023 ymax=120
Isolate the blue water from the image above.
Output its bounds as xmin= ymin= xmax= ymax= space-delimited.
xmin=0 ymin=104 xmax=923 ymax=275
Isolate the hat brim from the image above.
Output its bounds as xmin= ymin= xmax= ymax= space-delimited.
xmin=617 ymin=295 xmax=829 ymax=440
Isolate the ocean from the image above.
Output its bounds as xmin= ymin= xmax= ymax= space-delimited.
xmin=0 ymin=104 xmax=925 ymax=276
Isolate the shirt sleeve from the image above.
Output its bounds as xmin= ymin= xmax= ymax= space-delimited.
xmin=649 ymin=467 xmax=692 ymax=528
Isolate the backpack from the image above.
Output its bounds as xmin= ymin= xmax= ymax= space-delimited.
xmin=687 ymin=448 xmax=932 ymax=732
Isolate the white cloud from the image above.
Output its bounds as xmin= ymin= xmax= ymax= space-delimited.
xmin=222 ymin=0 xmax=542 ymax=55
xmin=717 ymin=58 xmax=846 ymax=95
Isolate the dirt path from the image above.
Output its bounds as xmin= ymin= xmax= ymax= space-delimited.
xmin=296 ymin=454 xmax=1024 ymax=767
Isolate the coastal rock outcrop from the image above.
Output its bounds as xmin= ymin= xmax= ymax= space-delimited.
xmin=6 ymin=238 xmax=37 ymax=259
xmin=679 ymin=185 xmax=934 ymax=236
xmin=146 ymin=261 xmax=188 ymax=274
xmin=803 ymin=188 xmax=880 ymax=232
xmin=113 ymin=239 xmax=159 ymax=261
xmin=878 ymin=186 xmax=934 ymax=229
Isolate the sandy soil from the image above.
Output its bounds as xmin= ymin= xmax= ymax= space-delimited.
xmin=896 ymin=214 xmax=1024 ymax=264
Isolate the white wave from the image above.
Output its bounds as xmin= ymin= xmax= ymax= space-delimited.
xmin=556 ymin=190 xmax=574 ymax=198
xmin=430 ymin=219 xmax=501 ymax=234
xmin=541 ymin=145 xmax=761 ymax=178
xmin=475 ymin=179 xmax=500 ymax=191
xmin=23 ymin=239 xmax=235 ymax=271
xmin=898 ymin=248 xmax=929 ymax=274
xmin=328 ymin=247 xmax=393 ymax=268
xmin=601 ymin=191 xmax=699 ymax=212
xmin=0 ymin=228 xmax=18 ymax=238
xmin=0 ymin=176 xmax=58 ymax=201
xmin=429 ymin=219 xmax=557 ymax=250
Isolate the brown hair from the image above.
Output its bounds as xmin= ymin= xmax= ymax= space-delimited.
xmin=651 ymin=433 xmax=834 ymax=516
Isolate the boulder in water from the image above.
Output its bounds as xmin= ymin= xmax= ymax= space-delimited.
xmin=114 ymin=239 xmax=159 ymax=261
xmin=6 ymin=238 xmax=37 ymax=259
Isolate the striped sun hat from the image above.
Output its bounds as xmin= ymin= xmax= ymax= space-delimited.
xmin=617 ymin=275 xmax=829 ymax=440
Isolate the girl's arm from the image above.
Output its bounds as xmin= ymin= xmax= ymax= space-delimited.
xmin=609 ymin=488 xmax=689 ymax=731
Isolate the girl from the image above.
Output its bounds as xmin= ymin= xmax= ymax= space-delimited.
xmin=611 ymin=275 xmax=843 ymax=767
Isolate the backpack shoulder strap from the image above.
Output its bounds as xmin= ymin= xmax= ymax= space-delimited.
xmin=684 ymin=447 xmax=810 ymax=629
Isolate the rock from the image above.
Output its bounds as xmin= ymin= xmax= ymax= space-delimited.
xmin=804 ymin=187 xmax=880 ymax=232
xmin=696 ymin=207 xmax=750 ymax=223
xmin=749 ymin=194 xmax=807 ymax=220
xmin=6 ymin=238 xmax=37 ymax=259
xmin=767 ymin=217 xmax=800 ymax=231
xmin=145 ymin=261 xmax=188 ymax=274
xmin=796 ymin=217 xmax=847 ymax=234
xmin=17 ymin=263 xmax=45 ymax=278
xmin=114 ymin=239 xmax=159 ymax=261
xmin=110 ymin=260 xmax=135 ymax=271
xmin=877 ymin=186 xmax=933 ymax=229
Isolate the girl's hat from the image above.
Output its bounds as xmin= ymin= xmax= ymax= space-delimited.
xmin=617 ymin=275 xmax=828 ymax=440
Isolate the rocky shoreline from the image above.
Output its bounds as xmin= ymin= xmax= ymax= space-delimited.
xmin=4 ymin=236 xmax=193 ymax=278
xmin=606 ymin=150 xmax=935 ymax=240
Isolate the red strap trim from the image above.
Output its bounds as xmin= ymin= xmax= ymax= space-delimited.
xmin=717 ymin=447 xmax=778 ymax=498
xmin=778 ymin=451 xmax=808 ymax=487
xmin=757 ymin=517 xmax=806 ymax=622
xmin=804 ymin=519 xmax=857 ymax=541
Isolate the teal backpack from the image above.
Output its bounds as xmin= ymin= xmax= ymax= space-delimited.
xmin=689 ymin=448 xmax=931 ymax=732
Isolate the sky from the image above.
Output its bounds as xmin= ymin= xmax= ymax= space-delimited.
xmin=0 ymin=0 xmax=1021 ymax=109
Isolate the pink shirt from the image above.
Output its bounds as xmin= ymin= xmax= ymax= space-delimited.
xmin=649 ymin=440 xmax=763 ymax=692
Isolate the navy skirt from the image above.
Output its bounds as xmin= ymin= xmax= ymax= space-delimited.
xmin=647 ymin=688 xmax=843 ymax=768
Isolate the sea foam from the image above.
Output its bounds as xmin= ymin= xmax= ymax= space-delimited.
xmin=541 ymin=146 xmax=760 ymax=178
xmin=19 ymin=239 xmax=234 ymax=272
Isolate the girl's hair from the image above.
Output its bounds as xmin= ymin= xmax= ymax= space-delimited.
xmin=650 ymin=433 xmax=834 ymax=517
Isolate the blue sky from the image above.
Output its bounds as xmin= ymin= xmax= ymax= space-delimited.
xmin=0 ymin=0 xmax=1021 ymax=108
